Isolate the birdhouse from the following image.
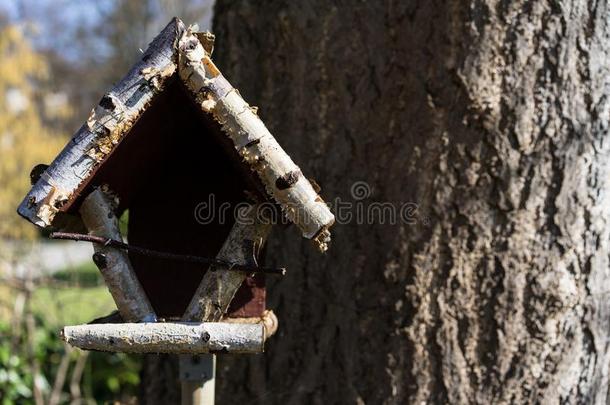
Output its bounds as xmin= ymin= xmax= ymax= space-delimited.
xmin=17 ymin=18 xmax=334 ymax=355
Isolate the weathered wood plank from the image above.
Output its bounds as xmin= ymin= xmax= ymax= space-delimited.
xmin=61 ymin=322 xmax=264 ymax=354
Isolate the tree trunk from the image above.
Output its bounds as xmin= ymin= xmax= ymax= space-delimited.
xmin=210 ymin=1 xmax=610 ymax=404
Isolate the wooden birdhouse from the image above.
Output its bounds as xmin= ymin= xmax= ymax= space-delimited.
xmin=17 ymin=18 xmax=334 ymax=357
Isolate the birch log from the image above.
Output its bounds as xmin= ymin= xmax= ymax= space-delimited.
xmin=61 ymin=322 xmax=264 ymax=354
xmin=182 ymin=204 xmax=271 ymax=323
xmin=80 ymin=188 xmax=156 ymax=322
xmin=17 ymin=18 xmax=184 ymax=228
xmin=178 ymin=30 xmax=334 ymax=251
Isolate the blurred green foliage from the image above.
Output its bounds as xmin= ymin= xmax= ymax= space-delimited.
xmin=47 ymin=262 xmax=103 ymax=287
xmin=0 ymin=263 xmax=142 ymax=404
xmin=0 ymin=324 xmax=33 ymax=404
xmin=30 ymin=269 xmax=115 ymax=329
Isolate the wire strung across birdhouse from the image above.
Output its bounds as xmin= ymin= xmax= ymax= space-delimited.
xmin=49 ymin=232 xmax=286 ymax=275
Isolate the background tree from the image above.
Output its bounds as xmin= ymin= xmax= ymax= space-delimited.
xmin=207 ymin=1 xmax=610 ymax=404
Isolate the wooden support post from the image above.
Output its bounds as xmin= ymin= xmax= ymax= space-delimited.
xmin=80 ymin=188 xmax=156 ymax=322
xmin=179 ymin=355 xmax=215 ymax=405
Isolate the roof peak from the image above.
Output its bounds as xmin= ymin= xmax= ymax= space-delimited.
xmin=18 ymin=18 xmax=334 ymax=252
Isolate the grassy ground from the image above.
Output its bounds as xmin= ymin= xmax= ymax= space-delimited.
xmin=30 ymin=284 xmax=116 ymax=328
xmin=32 ymin=262 xmax=115 ymax=328
xmin=1 ymin=262 xmax=116 ymax=328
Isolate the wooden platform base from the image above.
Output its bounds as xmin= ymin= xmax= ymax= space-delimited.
xmin=61 ymin=322 xmax=264 ymax=354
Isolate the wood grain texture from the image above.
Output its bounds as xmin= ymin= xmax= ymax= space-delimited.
xmin=208 ymin=1 xmax=610 ymax=404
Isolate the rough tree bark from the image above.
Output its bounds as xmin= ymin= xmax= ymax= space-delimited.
xmin=206 ymin=1 xmax=610 ymax=404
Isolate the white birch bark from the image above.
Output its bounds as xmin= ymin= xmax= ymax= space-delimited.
xmin=17 ymin=19 xmax=334 ymax=252
xmin=17 ymin=18 xmax=184 ymax=227
xmin=178 ymin=29 xmax=334 ymax=251
xmin=80 ymin=188 xmax=156 ymax=322
xmin=61 ymin=322 xmax=264 ymax=354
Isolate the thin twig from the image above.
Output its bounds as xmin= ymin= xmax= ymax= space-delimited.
xmin=70 ymin=350 xmax=89 ymax=404
xmin=24 ymin=266 xmax=44 ymax=405
xmin=10 ymin=292 xmax=25 ymax=351
xmin=49 ymin=344 xmax=73 ymax=405
xmin=50 ymin=232 xmax=286 ymax=276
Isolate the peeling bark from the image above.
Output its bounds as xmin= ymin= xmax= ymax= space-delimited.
xmin=211 ymin=1 xmax=610 ymax=404
xmin=226 ymin=310 xmax=279 ymax=340
xmin=178 ymin=30 xmax=334 ymax=251
xmin=17 ymin=19 xmax=184 ymax=227
xmin=18 ymin=19 xmax=334 ymax=253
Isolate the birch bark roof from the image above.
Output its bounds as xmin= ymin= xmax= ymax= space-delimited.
xmin=17 ymin=18 xmax=334 ymax=252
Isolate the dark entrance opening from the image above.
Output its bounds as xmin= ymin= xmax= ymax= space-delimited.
xmin=65 ymin=80 xmax=267 ymax=318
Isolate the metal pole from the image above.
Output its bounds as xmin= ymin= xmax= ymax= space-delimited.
xmin=180 ymin=354 xmax=215 ymax=405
